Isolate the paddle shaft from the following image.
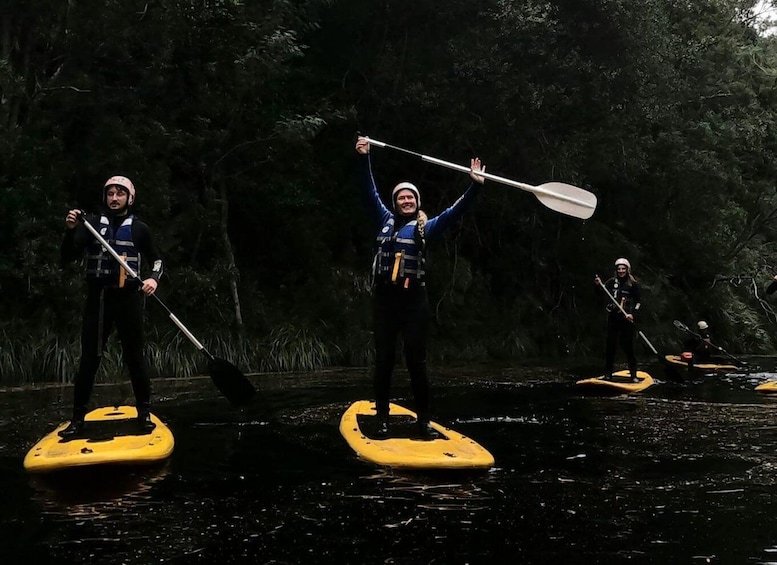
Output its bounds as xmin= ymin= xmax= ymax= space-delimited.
xmin=597 ymin=276 xmax=658 ymax=355
xmin=363 ymin=137 xmax=596 ymax=210
xmin=597 ymin=277 xmax=630 ymax=318
xmin=78 ymin=214 xmax=213 ymax=359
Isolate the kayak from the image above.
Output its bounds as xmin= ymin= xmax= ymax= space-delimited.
xmin=575 ymin=370 xmax=654 ymax=393
xmin=339 ymin=400 xmax=494 ymax=470
xmin=24 ymin=406 xmax=174 ymax=473
xmin=663 ymin=355 xmax=740 ymax=373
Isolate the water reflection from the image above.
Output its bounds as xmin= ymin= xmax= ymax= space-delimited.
xmin=4 ymin=362 xmax=777 ymax=563
xmin=29 ymin=462 xmax=170 ymax=516
xmin=354 ymin=469 xmax=494 ymax=512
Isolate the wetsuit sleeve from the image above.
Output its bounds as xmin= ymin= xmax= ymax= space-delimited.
xmin=423 ymin=182 xmax=482 ymax=239
xmin=60 ymin=216 xmax=96 ymax=267
xmin=631 ymin=283 xmax=642 ymax=313
xmin=358 ymin=153 xmax=392 ymax=225
xmin=132 ymin=221 xmax=164 ymax=282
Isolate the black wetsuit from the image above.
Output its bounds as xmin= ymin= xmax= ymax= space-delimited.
xmin=373 ymin=271 xmax=431 ymax=422
xmin=602 ymin=275 xmax=641 ymax=379
xmin=684 ymin=330 xmax=713 ymax=362
xmin=61 ymin=212 xmax=163 ymax=421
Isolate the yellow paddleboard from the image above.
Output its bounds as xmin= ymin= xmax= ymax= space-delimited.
xmin=755 ymin=381 xmax=777 ymax=394
xmin=339 ymin=400 xmax=494 ymax=470
xmin=576 ymin=370 xmax=654 ymax=393
xmin=24 ymin=406 xmax=174 ymax=473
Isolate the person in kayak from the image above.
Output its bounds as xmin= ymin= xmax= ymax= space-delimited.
xmin=683 ymin=320 xmax=714 ymax=363
xmin=355 ymin=136 xmax=485 ymax=438
xmin=59 ymin=176 xmax=163 ymax=438
xmin=595 ymin=258 xmax=642 ymax=383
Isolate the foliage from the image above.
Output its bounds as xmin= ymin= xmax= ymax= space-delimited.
xmin=3 ymin=1 xmax=777 ymax=383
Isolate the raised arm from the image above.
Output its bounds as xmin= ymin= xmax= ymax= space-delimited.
xmin=424 ymin=157 xmax=485 ymax=238
xmin=355 ymin=137 xmax=392 ymax=225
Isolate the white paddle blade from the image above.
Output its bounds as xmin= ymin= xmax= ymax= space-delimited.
xmin=422 ymin=157 xmax=598 ymax=219
xmin=533 ymin=182 xmax=597 ymax=220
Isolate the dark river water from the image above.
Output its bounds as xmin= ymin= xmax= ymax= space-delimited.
xmin=3 ymin=358 xmax=777 ymax=564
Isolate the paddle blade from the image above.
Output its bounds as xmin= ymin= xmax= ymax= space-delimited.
xmin=533 ymin=182 xmax=597 ymax=220
xmin=673 ymin=320 xmax=688 ymax=331
xmin=209 ymin=357 xmax=256 ymax=406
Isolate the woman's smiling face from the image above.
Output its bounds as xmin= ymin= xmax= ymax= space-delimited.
xmin=395 ymin=190 xmax=418 ymax=216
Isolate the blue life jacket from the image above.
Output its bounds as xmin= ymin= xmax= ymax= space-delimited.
xmin=373 ymin=217 xmax=426 ymax=286
xmin=360 ymin=154 xmax=481 ymax=289
xmin=85 ymin=215 xmax=139 ymax=283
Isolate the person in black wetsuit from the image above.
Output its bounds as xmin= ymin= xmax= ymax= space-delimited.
xmin=59 ymin=176 xmax=163 ymax=438
xmin=355 ymin=136 xmax=485 ymax=437
xmin=595 ymin=257 xmax=642 ymax=383
xmin=684 ymin=320 xmax=713 ymax=363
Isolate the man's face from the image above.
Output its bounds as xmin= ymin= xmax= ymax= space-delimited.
xmin=106 ymin=186 xmax=129 ymax=213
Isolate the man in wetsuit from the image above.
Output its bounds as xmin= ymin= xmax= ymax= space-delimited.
xmin=59 ymin=176 xmax=163 ymax=437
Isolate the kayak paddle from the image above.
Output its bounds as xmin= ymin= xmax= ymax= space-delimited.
xmin=362 ymin=136 xmax=597 ymax=220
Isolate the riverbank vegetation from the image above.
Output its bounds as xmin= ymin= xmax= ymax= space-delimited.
xmin=3 ymin=1 xmax=777 ymax=384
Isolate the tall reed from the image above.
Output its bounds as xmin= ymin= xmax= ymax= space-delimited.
xmin=260 ymin=323 xmax=337 ymax=372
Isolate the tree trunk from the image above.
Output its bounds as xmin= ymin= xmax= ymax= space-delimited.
xmin=218 ymin=178 xmax=244 ymax=331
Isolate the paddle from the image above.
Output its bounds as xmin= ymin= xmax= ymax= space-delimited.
xmin=77 ymin=212 xmax=256 ymax=406
xmin=672 ymin=320 xmax=747 ymax=367
xmin=362 ymin=136 xmax=597 ymax=220
xmin=596 ymin=275 xmax=659 ymax=356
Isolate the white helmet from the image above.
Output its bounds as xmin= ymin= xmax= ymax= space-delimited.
xmin=697 ymin=321 xmax=709 ymax=330
xmin=104 ymin=175 xmax=136 ymax=206
xmin=614 ymin=257 xmax=631 ymax=270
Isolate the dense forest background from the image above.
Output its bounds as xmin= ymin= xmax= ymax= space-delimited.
xmin=3 ymin=0 xmax=777 ymax=383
